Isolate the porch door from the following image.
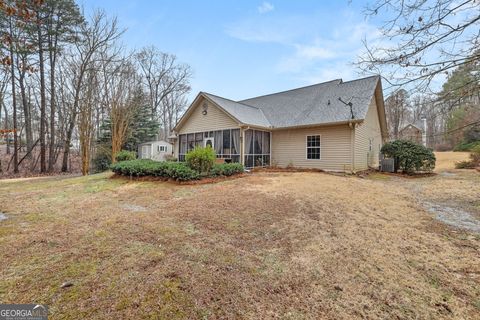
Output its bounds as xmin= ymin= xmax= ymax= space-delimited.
xmin=204 ymin=137 xmax=214 ymax=149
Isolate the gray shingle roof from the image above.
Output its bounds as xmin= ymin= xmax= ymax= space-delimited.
xmin=202 ymin=93 xmax=271 ymax=128
xmin=240 ymin=75 xmax=380 ymax=128
xmin=200 ymin=75 xmax=380 ymax=129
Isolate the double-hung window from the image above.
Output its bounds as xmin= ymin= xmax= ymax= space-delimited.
xmin=306 ymin=135 xmax=321 ymax=160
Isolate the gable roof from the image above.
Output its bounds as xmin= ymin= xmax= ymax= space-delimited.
xmin=202 ymin=93 xmax=271 ymax=128
xmin=400 ymin=120 xmax=425 ymax=133
xmin=174 ymin=75 xmax=385 ymax=132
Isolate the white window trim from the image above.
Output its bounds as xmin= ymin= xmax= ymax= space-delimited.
xmin=305 ymin=134 xmax=321 ymax=160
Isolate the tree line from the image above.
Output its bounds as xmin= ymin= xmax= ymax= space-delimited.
xmin=0 ymin=0 xmax=191 ymax=176
xmin=358 ymin=0 xmax=479 ymax=150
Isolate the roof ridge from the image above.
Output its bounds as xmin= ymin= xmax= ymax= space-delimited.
xmin=202 ymin=92 xmax=260 ymax=110
xmin=340 ymin=74 xmax=380 ymax=85
xmin=239 ymin=79 xmax=342 ymax=102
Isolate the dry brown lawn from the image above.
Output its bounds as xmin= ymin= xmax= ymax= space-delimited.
xmin=0 ymin=157 xmax=479 ymax=319
xmin=434 ymin=151 xmax=470 ymax=171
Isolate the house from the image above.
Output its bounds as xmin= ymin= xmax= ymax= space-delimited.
xmin=138 ymin=140 xmax=173 ymax=161
xmin=399 ymin=119 xmax=427 ymax=147
xmin=171 ymin=75 xmax=388 ymax=172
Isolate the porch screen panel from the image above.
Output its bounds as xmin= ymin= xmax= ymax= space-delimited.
xmin=244 ymin=129 xmax=271 ymax=168
xmin=180 ymin=135 xmax=187 ymax=161
xmin=178 ymin=129 xmax=240 ymax=163
xmin=231 ymin=129 xmax=240 ymax=163
xmin=214 ymin=130 xmax=223 ymax=155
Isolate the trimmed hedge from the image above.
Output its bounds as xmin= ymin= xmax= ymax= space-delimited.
xmin=210 ymin=163 xmax=244 ymax=176
xmin=110 ymin=160 xmax=199 ymax=181
xmin=110 ymin=160 xmax=244 ymax=181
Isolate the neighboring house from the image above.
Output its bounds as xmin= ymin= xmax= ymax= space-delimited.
xmin=138 ymin=140 xmax=173 ymax=161
xmin=171 ymin=75 xmax=388 ymax=172
xmin=399 ymin=119 xmax=427 ymax=146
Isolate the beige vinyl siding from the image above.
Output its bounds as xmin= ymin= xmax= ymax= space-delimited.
xmin=354 ymin=95 xmax=382 ymax=170
xmin=174 ymin=97 xmax=241 ymax=157
xmin=178 ymin=97 xmax=239 ymax=134
xmin=271 ymin=125 xmax=352 ymax=172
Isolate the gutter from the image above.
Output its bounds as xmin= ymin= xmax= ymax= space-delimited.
xmin=268 ymin=119 xmax=364 ymax=131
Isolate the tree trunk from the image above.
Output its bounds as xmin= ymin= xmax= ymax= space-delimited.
xmin=48 ymin=28 xmax=59 ymax=172
xmin=2 ymin=102 xmax=9 ymax=155
xmin=37 ymin=20 xmax=47 ymax=173
xmin=61 ymin=112 xmax=77 ymax=172
xmin=8 ymin=17 xmax=18 ymax=173
xmin=18 ymin=66 xmax=33 ymax=161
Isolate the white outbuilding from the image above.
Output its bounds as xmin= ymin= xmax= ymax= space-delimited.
xmin=138 ymin=140 xmax=173 ymax=161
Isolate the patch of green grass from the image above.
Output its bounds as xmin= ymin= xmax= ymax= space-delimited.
xmin=473 ymin=299 xmax=480 ymax=311
xmin=426 ymin=274 xmax=441 ymax=289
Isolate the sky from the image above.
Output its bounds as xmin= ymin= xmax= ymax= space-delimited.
xmin=78 ymin=0 xmax=381 ymax=101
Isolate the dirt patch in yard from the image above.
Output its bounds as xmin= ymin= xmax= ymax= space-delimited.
xmin=0 ymin=171 xmax=479 ymax=319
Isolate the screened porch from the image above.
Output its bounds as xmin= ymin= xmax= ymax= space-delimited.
xmin=177 ymin=128 xmax=271 ymax=168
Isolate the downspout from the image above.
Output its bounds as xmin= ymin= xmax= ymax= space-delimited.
xmin=349 ymin=122 xmax=355 ymax=173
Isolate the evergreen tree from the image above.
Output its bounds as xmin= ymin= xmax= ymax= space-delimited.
xmin=96 ymin=88 xmax=159 ymax=153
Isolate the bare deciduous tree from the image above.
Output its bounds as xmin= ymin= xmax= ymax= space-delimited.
xmin=358 ymin=0 xmax=480 ymax=91
xmin=385 ymin=89 xmax=409 ymax=139
xmin=135 ymin=46 xmax=191 ymax=138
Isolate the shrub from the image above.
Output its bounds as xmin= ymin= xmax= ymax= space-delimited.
xmin=381 ymin=140 xmax=436 ymax=174
xmin=455 ymin=160 xmax=475 ymax=169
xmin=456 ymin=145 xmax=480 ymax=169
xmin=185 ymin=146 xmax=215 ymax=174
xmin=471 ymin=145 xmax=480 ymax=164
xmin=115 ymin=150 xmax=136 ymax=162
xmin=210 ymin=163 xmax=244 ymax=176
xmin=110 ymin=160 xmax=199 ymax=181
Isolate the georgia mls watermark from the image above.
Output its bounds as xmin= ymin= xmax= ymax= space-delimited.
xmin=0 ymin=304 xmax=48 ymax=320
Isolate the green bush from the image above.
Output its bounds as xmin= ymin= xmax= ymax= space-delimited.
xmin=115 ymin=150 xmax=136 ymax=162
xmin=453 ymin=140 xmax=480 ymax=152
xmin=110 ymin=160 xmax=199 ymax=181
xmin=455 ymin=160 xmax=475 ymax=169
xmin=381 ymin=140 xmax=436 ymax=174
xmin=455 ymin=145 xmax=480 ymax=169
xmin=185 ymin=146 xmax=215 ymax=174
xmin=210 ymin=163 xmax=244 ymax=176
xmin=471 ymin=145 xmax=480 ymax=164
